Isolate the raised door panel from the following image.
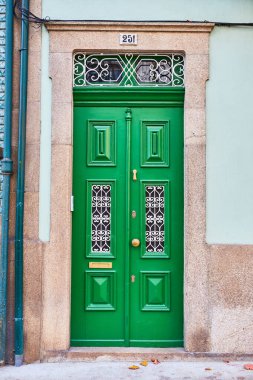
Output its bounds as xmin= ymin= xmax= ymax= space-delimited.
xmin=85 ymin=271 xmax=116 ymax=310
xmin=87 ymin=120 xmax=116 ymax=166
xmin=141 ymin=271 xmax=171 ymax=311
xmin=141 ymin=121 xmax=170 ymax=167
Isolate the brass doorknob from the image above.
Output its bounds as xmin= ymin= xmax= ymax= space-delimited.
xmin=131 ymin=238 xmax=140 ymax=247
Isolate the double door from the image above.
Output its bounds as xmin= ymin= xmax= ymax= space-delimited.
xmin=71 ymin=89 xmax=184 ymax=347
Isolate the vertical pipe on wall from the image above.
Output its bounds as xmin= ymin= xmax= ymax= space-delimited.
xmin=0 ymin=0 xmax=13 ymax=364
xmin=14 ymin=0 xmax=29 ymax=367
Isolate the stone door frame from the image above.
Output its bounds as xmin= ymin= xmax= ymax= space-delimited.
xmin=38 ymin=22 xmax=213 ymax=358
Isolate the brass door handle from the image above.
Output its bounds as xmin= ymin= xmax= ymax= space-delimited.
xmin=132 ymin=238 xmax=140 ymax=247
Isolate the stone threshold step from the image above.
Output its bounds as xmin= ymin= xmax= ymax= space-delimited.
xmin=42 ymin=347 xmax=253 ymax=363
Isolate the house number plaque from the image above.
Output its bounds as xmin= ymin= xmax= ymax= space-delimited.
xmin=119 ymin=33 xmax=138 ymax=45
xmin=89 ymin=262 xmax=112 ymax=269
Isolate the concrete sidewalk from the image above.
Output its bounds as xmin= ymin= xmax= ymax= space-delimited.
xmin=1 ymin=361 xmax=253 ymax=380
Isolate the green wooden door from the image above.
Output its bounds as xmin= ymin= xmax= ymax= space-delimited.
xmin=71 ymin=88 xmax=184 ymax=347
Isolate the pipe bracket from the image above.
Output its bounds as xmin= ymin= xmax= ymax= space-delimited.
xmin=1 ymin=158 xmax=13 ymax=175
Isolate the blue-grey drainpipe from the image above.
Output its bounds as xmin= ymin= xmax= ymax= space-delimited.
xmin=14 ymin=0 xmax=29 ymax=367
xmin=0 ymin=0 xmax=14 ymax=365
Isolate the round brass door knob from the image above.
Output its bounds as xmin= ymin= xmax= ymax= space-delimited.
xmin=131 ymin=238 xmax=140 ymax=247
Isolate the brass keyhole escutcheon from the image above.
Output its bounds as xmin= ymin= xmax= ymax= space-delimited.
xmin=132 ymin=169 xmax=137 ymax=181
xmin=132 ymin=238 xmax=140 ymax=247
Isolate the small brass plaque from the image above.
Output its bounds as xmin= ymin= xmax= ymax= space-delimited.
xmin=89 ymin=262 xmax=112 ymax=269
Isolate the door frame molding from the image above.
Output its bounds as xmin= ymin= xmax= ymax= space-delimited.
xmin=37 ymin=22 xmax=213 ymax=359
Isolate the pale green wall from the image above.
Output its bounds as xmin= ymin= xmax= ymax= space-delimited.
xmin=206 ymin=27 xmax=253 ymax=244
xmin=43 ymin=0 xmax=253 ymax=22
xmin=40 ymin=1 xmax=253 ymax=243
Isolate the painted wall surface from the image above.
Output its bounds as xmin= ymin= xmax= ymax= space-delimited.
xmin=206 ymin=27 xmax=253 ymax=244
xmin=42 ymin=0 xmax=253 ymax=22
xmin=41 ymin=1 xmax=253 ymax=244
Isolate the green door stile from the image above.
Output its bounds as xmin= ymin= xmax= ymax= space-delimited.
xmin=124 ymin=108 xmax=132 ymax=347
xmin=71 ymin=87 xmax=184 ymax=348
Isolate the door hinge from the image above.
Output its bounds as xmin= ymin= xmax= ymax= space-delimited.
xmin=71 ymin=195 xmax=74 ymax=212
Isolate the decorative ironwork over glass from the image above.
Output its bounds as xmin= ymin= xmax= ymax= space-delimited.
xmin=145 ymin=186 xmax=165 ymax=253
xmin=91 ymin=185 xmax=111 ymax=252
xmin=73 ymin=53 xmax=184 ymax=87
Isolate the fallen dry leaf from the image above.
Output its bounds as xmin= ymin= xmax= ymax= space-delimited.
xmin=223 ymin=360 xmax=230 ymax=363
xmin=140 ymin=360 xmax=148 ymax=366
xmin=129 ymin=365 xmax=140 ymax=370
xmin=151 ymin=358 xmax=160 ymax=365
xmin=205 ymin=368 xmax=212 ymax=371
xmin=244 ymin=364 xmax=253 ymax=370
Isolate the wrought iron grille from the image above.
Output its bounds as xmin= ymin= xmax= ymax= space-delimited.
xmin=91 ymin=185 xmax=111 ymax=252
xmin=145 ymin=185 xmax=165 ymax=253
xmin=73 ymin=53 xmax=184 ymax=87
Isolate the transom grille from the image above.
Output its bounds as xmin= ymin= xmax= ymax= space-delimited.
xmin=73 ymin=53 xmax=184 ymax=87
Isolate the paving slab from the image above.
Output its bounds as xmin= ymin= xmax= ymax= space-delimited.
xmin=1 ymin=361 xmax=253 ymax=380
